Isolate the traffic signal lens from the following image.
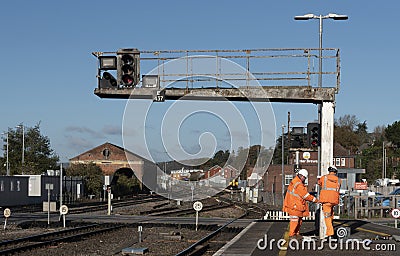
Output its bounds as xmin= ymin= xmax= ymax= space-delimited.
xmin=122 ymin=74 xmax=134 ymax=86
xmin=102 ymin=72 xmax=117 ymax=87
xmin=121 ymin=54 xmax=134 ymax=65
xmin=103 ymin=72 xmax=111 ymax=80
xmin=122 ymin=64 xmax=134 ymax=75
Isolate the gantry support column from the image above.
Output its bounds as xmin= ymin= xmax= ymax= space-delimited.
xmin=319 ymin=101 xmax=335 ymax=239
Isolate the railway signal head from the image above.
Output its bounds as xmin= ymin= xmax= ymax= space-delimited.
xmin=307 ymin=122 xmax=320 ymax=148
xmin=117 ymin=48 xmax=140 ymax=87
xmin=99 ymin=72 xmax=117 ymax=88
xmin=97 ymin=55 xmax=118 ymax=89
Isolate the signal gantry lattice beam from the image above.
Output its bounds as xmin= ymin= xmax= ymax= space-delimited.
xmin=92 ymin=48 xmax=341 ymax=104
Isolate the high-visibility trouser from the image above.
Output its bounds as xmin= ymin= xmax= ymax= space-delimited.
xmin=289 ymin=216 xmax=303 ymax=237
xmin=322 ymin=203 xmax=334 ymax=237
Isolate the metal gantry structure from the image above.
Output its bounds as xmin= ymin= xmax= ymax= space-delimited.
xmin=92 ymin=47 xmax=338 ymax=238
xmin=92 ymin=46 xmax=337 ymax=183
xmin=92 ymin=48 xmax=341 ymax=103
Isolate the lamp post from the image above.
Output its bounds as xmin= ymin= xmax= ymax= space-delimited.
xmin=295 ymin=13 xmax=348 ymax=240
xmin=294 ymin=13 xmax=348 ymax=88
xmin=382 ymin=141 xmax=387 ymax=179
xmin=1 ymin=131 xmax=10 ymax=176
xmin=294 ymin=12 xmax=348 ymax=177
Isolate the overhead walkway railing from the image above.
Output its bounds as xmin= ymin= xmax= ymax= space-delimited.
xmin=92 ymin=48 xmax=341 ymax=103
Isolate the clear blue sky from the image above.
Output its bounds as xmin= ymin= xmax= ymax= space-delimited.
xmin=1 ymin=1 xmax=399 ymax=163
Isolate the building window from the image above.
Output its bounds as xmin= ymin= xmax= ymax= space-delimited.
xmin=103 ymin=148 xmax=110 ymax=160
xmin=17 ymin=180 xmax=21 ymax=191
xmin=341 ymin=158 xmax=346 ymax=167
xmin=285 ymin=174 xmax=293 ymax=185
xmin=10 ymin=181 xmax=14 ymax=191
xmin=335 ymin=158 xmax=341 ymax=167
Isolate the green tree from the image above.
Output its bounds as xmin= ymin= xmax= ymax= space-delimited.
xmin=355 ymin=121 xmax=369 ymax=145
xmin=385 ymin=121 xmax=400 ymax=148
xmin=334 ymin=115 xmax=362 ymax=153
xmin=66 ymin=163 xmax=103 ymax=196
xmin=1 ymin=123 xmax=59 ymax=175
xmin=271 ymin=134 xmax=289 ymax=165
xmin=336 ymin=114 xmax=359 ymax=131
xmin=200 ymin=150 xmax=231 ymax=171
xmin=359 ymin=144 xmax=383 ymax=182
xmin=113 ymin=174 xmax=141 ymax=197
xmin=231 ymin=146 xmax=249 ymax=179
xmin=373 ymin=125 xmax=386 ymax=142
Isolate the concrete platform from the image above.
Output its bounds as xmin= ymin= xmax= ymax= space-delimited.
xmin=214 ymin=219 xmax=400 ymax=256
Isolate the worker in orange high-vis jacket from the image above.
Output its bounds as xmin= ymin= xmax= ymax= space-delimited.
xmin=283 ymin=169 xmax=318 ymax=239
xmin=318 ymin=166 xmax=341 ymax=237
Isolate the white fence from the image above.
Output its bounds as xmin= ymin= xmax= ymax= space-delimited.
xmin=263 ymin=210 xmax=341 ymax=220
xmin=263 ymin=210 xmax=316 ymax=220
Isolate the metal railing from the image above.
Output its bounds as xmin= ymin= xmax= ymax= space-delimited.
xmin=348 ymin=195 xmax=400 ymax=219
xmin=94 ymin=48 xmax=341 ymax=92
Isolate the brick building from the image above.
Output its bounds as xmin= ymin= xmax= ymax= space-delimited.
xmin=261 ymin=142 xmax=365 ymax=206
xmin=69 ymin=142 xmax=158 ymax=190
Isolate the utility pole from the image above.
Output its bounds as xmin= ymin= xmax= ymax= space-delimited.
xmin=60 ymin=163 xmax=63 ymax=209
xmin=2 ymin=131 xmax=10 ymax=176
xmin=281 ymin=125 xmax=285 ymax=205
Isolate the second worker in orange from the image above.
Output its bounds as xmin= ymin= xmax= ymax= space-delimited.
xmin=318 ymin=166 xmax=341 ymax=238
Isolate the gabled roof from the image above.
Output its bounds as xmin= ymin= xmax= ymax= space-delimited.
xmin=333 ymin=142 xmax=352 ymax=157
xmin=69 ymin=142 xmax=154 ymax=163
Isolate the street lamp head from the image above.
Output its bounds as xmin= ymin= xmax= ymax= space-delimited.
xmin=328 ymin=13 xmax=348 ymax=20
xmin=295 ymin=13 xmax=348 ymax=21
xmin=294 ymin=13 xmax=315 ymax=20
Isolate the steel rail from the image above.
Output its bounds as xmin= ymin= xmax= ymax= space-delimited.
xmin=0 ymin=223 xmax=125 ymax=255
xmin=174 ymin=212 xmax=247 ymax=256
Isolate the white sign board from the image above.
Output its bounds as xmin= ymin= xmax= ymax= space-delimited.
xmin=193 ymin=201 xmax=203 ymax=211
xmin=60 ymin=205 xmax=69 ymax=215
xmin=104 ymin=175 xmax=111 ymax=186
xmin=391 ymin=208 xmax=400 ymax=219
xmin=28 ymin=175 xmax=41 ymax=196
xmin=4 ymin=208 xmax=11 ymax=218
xmin=43 ymin=202 xmax=57 ymax=212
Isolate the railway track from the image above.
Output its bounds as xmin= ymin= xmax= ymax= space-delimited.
xmin=7 ymin=195 xmax=166 ymax=215
xmin=69 ymin=196 xmax=166 ymax=214
xmin=0 ymin=223 xmax=125 ymax=255
xmin=175 ymin=213 xmax=247 ymax=256
xmin=140 ymin=202 xmax=234 ymax=216
xmin=2 ymin=194 xmax=261 ymax=255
